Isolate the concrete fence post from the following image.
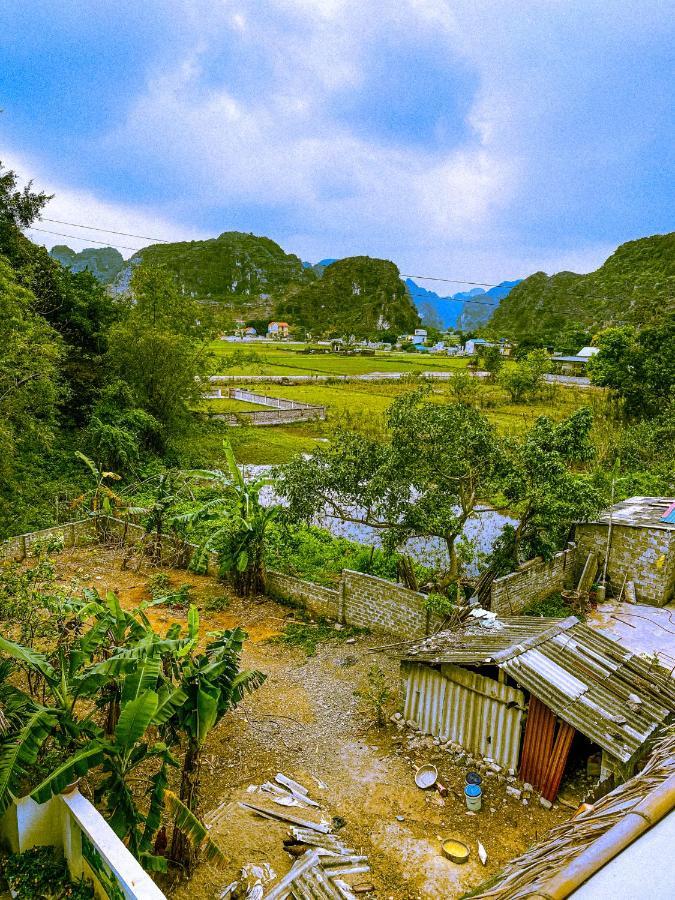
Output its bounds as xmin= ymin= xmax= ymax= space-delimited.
xmin=338 ymin=574 xmax=347 ymax=624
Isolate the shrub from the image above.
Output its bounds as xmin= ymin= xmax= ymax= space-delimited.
xmin=3 ymin=846 xmax=94 ymax=899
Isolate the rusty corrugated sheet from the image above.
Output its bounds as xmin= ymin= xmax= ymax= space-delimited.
xmin=402 ymin=661 xmax=524 ymax=769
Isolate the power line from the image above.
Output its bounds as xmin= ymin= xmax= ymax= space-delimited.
xmin=39 ymin=217 xmax=170 ymax=243
xmin=27 ymin=227 xmax=144 ymax=253
xmin=27 ymin=218 xmax=506 ymax=295
xmin=402 ymin=274 xmax=496 ymax=287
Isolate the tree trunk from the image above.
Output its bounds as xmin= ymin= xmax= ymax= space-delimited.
xmin=170 ymin=741 xmax=200 ymax=874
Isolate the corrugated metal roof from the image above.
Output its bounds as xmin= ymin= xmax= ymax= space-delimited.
xmin=402 ymin=617 xmax=675 ymax=763
xmin=587 ymin=495 xmax=675 ymax=530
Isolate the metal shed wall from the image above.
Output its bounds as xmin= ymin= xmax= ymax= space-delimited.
xmin=402 ymin=662 xmax=525 ymax=770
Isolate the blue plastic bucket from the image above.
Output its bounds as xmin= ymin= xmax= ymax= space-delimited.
xmin=464 ymin=783 xmax=482 ymax=811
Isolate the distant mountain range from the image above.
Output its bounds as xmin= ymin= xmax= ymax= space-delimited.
xmin=49 ymin=230 xmax=671 ymax=341
xmin=49 ymin=244 xmax=125 ymax=284
xmin=405 ymin=278 xmax=521 ymax=329
xmin=486 ymin=233 xmax=675 ymax=342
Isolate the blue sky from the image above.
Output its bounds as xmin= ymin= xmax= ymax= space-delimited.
xmin=1 ymin=0 xmax=673 ymax=282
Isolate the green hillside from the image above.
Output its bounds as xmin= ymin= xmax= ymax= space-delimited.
xmin=117 ymin=231 xmax=313 ymax=319
xmin=277 ymin=256 xmax=420 ymax=337
xmin=49 ymin=245 xmax=125 ymax=284
xmin=485 ymin=233 xmax=675 ymax=342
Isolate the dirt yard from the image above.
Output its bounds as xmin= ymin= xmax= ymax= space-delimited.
xmin=50 ymin=546 xmax=569 ymax=899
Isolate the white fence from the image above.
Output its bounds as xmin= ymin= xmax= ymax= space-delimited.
xmin=0 ymin=789 xmax=166 ymax=899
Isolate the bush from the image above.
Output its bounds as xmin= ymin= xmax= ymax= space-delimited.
xmin=3 ymin=846 xmax=94 ymax=899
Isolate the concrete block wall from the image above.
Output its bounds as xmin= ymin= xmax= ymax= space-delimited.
xmin=211 ymin=406 xmax=325 ymax=426
xmin=265 ymin=570 xmax=340 ymax=619
xmin=341 ymin=570 xmax=438 ymax=637
xmin=490 ymin=545 xmax=577 ymax=615
xmin=265 ymin=568 xmax=444 ymax=638
xmin=0 ymin=519 xmax=97 ymax=563
xmin=574 ymin=524 xmax=675 ymax=607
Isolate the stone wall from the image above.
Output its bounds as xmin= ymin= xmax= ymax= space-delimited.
xmin=574 ymin=523 xmax=675 ymax=607
xmin=490 ymin=545 xmax=577 ymax=615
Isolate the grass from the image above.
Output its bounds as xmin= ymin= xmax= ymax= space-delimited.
xmin=273 ymin=617 xmax=367 ymax=656
xmin=521 ymin=592 xmax=576 ymax=618
xmin=194 ymin=377 xmax=595 ymax=466
xmin=210 ymin=340 xmax=471 ymax=376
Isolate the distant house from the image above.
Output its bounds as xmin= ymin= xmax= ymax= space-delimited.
xmin=551 ymin=345 xmax=599 ymax=374
xmin=243 ymin=326 xmax=257 ymax=336
xmin=267 ymin=321 xmax=290 ymax=338
xmin=463 ymin=338 xmax=490 ymax=355
xmin=411 ymin=328 xmax=428 ymax=345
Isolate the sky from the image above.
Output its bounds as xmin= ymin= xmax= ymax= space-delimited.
xmin=1 ymin=0 xmax=673 ymax=284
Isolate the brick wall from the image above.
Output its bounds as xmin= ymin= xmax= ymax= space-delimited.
xmin=490 ymin=545 xmax=577 ymax=615
xmin=575 ymin=523 xmax=675 ymax=607
xmin=265 ymin=570 xmax=340 ymax=619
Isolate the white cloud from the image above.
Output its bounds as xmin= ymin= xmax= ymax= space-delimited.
xmin=2 ymin=148 xmax=208 ymax=257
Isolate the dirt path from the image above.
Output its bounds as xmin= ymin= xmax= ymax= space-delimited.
xmin=52 ymin=548 xmax=567 ymax=899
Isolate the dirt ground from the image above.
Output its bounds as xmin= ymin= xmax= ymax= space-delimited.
xmin=50 ymin=546 xmax=570 ymax=900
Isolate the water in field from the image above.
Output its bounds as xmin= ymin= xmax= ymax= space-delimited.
xmin=245 ymin=464 xmax=516 ymax=573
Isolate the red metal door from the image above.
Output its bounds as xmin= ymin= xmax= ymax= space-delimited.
xmin=519 ymin=696 xmax=575 ymax=802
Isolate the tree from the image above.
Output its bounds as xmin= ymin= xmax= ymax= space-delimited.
xmin=279 ymin=390 xmax=500 ymax=586
xmin=175 ymin=442 xmax=278 ymax=595
xmin=494 ymin=407 xmax=603 ymax=567
xmin=0 ymin=594 xmax=232 ymax=872
xmin=163 ymin=625 xmax=265 ymax=872
xmin=477 ymin=344 xmax=504 ymax=380
xmin=587 ymin=320 xmax=674 ymax=418
xmin=106 ymin=265 xmax=216 ymax=438
xmin=499 ymin=349 xmax=551 ymax=402
xmin=0 ymin=257 xmax=63 ymax=501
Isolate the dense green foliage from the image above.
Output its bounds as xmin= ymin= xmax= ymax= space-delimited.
xmin=120 ymin=231 xmax=311 ymax=319
xmin=0 ymin=574 xmax=261 ymax=874
xmin=277 ymin=255 xmax=420 ymax=337
xmin=587 ymin=319 xmax=674 ymax=417
xmin=487 ymin=233 xmax=675 ymax=345
xmin=2 ymin=846 xmax=94 ymax=899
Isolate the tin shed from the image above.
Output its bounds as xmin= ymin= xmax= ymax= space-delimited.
xmin=400 ymin=614 xmax=675 ymax=800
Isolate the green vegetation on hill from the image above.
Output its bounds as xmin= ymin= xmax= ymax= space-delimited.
xmin=277 ymin=256 xmax=420 ymax=337
xmin=120 ymin=231 xmax=312 ymax=319
xmin=49 ymin=244 xmax=125 ymax=283
xmin=486 ymin=233 xmax=675 ymax=344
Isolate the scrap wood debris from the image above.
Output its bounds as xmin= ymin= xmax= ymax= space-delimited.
xmin=236 ymin=772 xmax=375 ymax=898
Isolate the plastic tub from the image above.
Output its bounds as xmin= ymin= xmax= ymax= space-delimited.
xmin=465 ymin=783 xmax=482 ymax=811
xmin=442 ymin=839 xmax=470 ymax=863
xmin=465 ymin=771 xmax=482 ymax=786
xmin=415 ymin=764 xmax=438 ymax=789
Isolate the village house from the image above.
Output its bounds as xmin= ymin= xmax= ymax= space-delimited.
xmin=399 ymin=612 xmax=675 ymax=802
xmin=550 ymin=345 xmax=600 ymax=375
xmin=411 ymin=328 xmax=428 ymax=345
xmin=267 ymin=321 xmax=290 ymax=338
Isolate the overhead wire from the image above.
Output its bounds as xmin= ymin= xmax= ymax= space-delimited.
xmin=27 ymin=217 xmax=508 ymax=301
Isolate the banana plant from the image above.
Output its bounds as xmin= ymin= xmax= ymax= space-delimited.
xmin=174 ymin=441 xmax=278 ymax=595
xmin=163 ymin=622 xmax=265 ymax=872
xmin=28 ymin=651 xmax=222 ymax=872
